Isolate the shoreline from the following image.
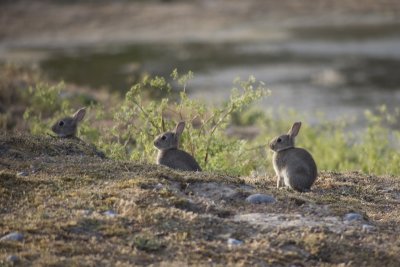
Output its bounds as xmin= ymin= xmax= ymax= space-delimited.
xmin=1 ymin=0 xmax=400 ymax=52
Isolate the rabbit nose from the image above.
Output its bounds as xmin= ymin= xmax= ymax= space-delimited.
xmin=269 ymin=143 xmax=274 ymax=149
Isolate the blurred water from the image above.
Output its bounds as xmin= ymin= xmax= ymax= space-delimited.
xmin=39 ymin=23 xmax=400 ymax=122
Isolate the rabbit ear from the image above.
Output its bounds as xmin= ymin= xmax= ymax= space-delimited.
xmin=72 ymin=108 xmax=86 ymax=123
xmin=174 ymin=121 xmax=186 ymax=137
xmin=288 ymin=122 xmax=301 ymax=138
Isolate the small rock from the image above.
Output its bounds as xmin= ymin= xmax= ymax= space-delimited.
xmin=16 ymin=171 xmax=28 ymax=177
xmin=343 ymin=212 xmax=363 ymax=222
xmin=103 ymin=210 xmax=117 ymax=218
xmin=246 ymin=194 xmax=276 ymax=204
xmin=7 ymin=255 xmax=19 ymax=263
xmin=154 ymin=183 xmax=164 ymax=190
xmin=362 ymin=224 xmax=376 ymax=233
xmin=30 ymin=164 xmax=40 ymax=174
xmin=0 ymin=232 xmax=24 ymax=242
xmin=227 ymin=238 xmax=243 ymax=247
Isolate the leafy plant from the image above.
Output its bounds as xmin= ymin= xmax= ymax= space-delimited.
xmin=100 ymin=70 xmax=270 ymax=175
xmin=23 ymin=82 xmax=71 ymax=135
xmin=22 ymin=70 xmax=400 ymax=176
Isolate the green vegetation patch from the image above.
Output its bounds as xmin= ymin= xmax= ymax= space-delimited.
xmin=1 ymin=65 xmax=400 ymax=266
xmin=10 ymin=65 xmax=399 ymax=177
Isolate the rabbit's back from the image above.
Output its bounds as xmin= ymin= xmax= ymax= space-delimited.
xmin=157 ymin=149 xmax=202 ymax=172
xmin=273 ymin=148 xmax=317 ymax=191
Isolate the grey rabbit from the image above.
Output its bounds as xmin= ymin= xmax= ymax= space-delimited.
xmin=51 ymin=107 xmax=86 ymax=138
xmin=154 ymin=121 xmax=202 ymax=172
xmin=269 ymin=122 xmax=317 ymax=192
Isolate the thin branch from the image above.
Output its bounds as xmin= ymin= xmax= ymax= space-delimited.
xmin=204 ymin=104 xmax=235 ymax=164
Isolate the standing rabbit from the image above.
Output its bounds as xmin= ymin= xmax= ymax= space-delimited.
xmin=154 ymin=121 xmax=202 ymax=172
xmin=51 ymin=107 xmax=86 ymax=138
xmin=269 ymin=122 xmax=317 ymax=192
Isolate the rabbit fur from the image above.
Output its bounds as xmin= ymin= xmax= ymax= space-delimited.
xmin=51 ymin=107 xmax=86 ymax=138
xmin=154 ymin=121 xmax=201 ymax=172
xmin=269 ymin=122 xmax=317 ymax=192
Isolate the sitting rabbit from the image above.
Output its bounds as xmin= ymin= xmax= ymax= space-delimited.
xmin=154 ymin=121 xmax=202 ymax=172
xmin=269 ymin=122 xmax=317 ymax=192
xmin=51 ymin=107 xmax=86 ymax=138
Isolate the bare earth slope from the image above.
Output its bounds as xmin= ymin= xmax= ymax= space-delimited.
xmin=0 ymin=133 xmax=399 ymax=266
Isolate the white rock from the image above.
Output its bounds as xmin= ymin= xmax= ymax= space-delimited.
xmin=103 ymin=210 xmax=117 ymax=218
xmin=343 ymin=213 xmax=363 ymax=222
xmin=362 ymin=224 xmax=376 ymax=233
xmin=0 ymin=232 xmax=24 ymax=242
xmin=246 ymin=194 xmax=276 ymax=204
xmin=16 ymin=171 xmax=28 ymax=177
xmin=227 ymin=238 xmax=243 ymax=247
xmin=154 ymin=183 xmax=164 ymax=190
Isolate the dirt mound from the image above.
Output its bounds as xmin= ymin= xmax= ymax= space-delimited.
xmin=0 ymin=132 xmax=105 ymax=160
xmin=0 ymin=133 xmax=399 ymax=266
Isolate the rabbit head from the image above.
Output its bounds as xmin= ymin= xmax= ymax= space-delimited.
xmin=269 ymin=122 xmax=301 ymax=152
xmin=154 ymin=121 xmax=185 ymax=151
xmin=51 ymin=107 xmax=86 ymax=137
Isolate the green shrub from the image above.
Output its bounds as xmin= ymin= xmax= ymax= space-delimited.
xmin=100 ymin=70 xmax=270 ymax=175
xmin=23 ymin=82 xmax=71 ymax=135
xmin=23 ymin=82 xmax=103 ymax=139
xmin=259 ymin=106 xmax=400 ymax=176
xmin=22 ymin=70 xmax=400 ymax=176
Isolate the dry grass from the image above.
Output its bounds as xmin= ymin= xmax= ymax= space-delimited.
xmin=0 ymin=132 xmax=399 ymax=266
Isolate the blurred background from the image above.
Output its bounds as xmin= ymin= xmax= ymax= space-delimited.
xmin=1 ymin=0 xmax=400 ymax=124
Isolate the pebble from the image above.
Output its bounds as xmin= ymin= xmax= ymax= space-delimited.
xmin=227 ymin=238 xmax=243 ymax=247
xmin=103 ymin=210 xmax=117 ymax=218
xmin=16 ymin=171 xmax=28 ymax=177
xmin=343 ymin=212 xmax=363 ymax=222
xmin=246 ymin=194 xmax=276 ymax=204
xmin=362 ymin=224 xmax=376 ymax=233
xmin=154 ymin=183 xmax=164 ymax=190
xmin=7 ymin=255 xmax=19 ymax=263
xmin=30 ymin=164 xmax=40 ymax=174
xmin=0 ymin=232 xmax=24 ymax=242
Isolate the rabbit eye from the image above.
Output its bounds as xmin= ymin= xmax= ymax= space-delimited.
xmin=161 ymin=135 xmax=167 ymax=140
xmin=58 ymin=121 xmax=65 ymax=127
xmin=277 ymin=138 xmax=282 ymax=143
